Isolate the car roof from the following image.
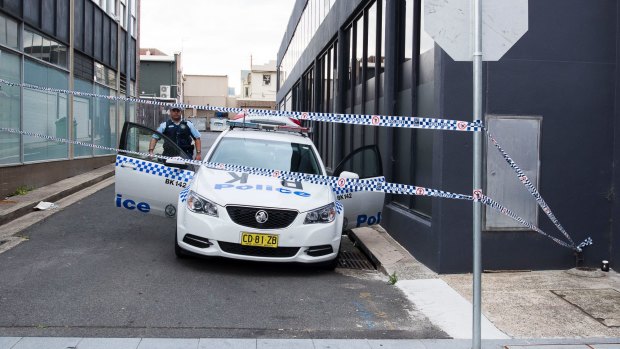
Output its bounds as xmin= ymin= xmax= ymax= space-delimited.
xmin=222 ymin=127 xmax=314 ymax=145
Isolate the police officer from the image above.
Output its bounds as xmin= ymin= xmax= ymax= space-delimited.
xmin=149 ymin=106 xmax=202 ymax=160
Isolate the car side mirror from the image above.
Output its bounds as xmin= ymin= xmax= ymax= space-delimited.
xmin=339 ymin=171 xmax=359 ymax=179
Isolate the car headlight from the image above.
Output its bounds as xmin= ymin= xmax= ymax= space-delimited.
xmin=304 ymin=203 xmax=336 ymax=224
xmin=186 ymin=190 xmax=218 ymax=217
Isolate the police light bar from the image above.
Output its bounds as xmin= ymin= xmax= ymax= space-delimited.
xmin=227 ymin=120 xmax=310 ymax=134
xmin=277 ymin=125 xmax=311 ymax=133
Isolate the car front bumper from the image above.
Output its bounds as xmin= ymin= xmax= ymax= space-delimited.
xmin=176 ymin=202 xmax=342 ymax=263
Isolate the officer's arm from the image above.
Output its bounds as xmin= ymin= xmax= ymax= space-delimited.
xmin=149 ymin=123 xmax=165 ymax=154
xmin=148 ymin=138 xmax=157 ymax=154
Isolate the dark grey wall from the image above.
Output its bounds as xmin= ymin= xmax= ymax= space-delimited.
xmin=276 ymin=0 xmax=619 ymax=273
xmin=139 ymin=61 xmax=178 ymax=98
xmin=437 ymin=0 xmax=617 ymax=272
xmin=613 ymin=1 xmax=620 ymax=270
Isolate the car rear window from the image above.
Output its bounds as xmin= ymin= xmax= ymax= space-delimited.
xmin=208 ymin=138 xmax=322 ymax=175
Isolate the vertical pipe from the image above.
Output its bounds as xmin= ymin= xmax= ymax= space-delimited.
xmin=472 ymin=0 xmax=483 ymax=348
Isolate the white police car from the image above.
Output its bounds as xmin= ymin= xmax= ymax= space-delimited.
xmin=115 ymin=119 xmax=384 ymax=268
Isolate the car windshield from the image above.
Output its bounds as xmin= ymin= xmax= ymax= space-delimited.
xmin=208 ymin=137 xmax=322 ymax=175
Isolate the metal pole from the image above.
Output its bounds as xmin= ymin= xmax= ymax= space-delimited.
xmin=472 ymin=0 xmax=483 ymax=348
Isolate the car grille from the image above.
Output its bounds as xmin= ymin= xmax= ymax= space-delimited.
xmin=226 ymin=206 xmax=298 ymax=229
xmin=218 ymin=242 xmax=300 ymax=258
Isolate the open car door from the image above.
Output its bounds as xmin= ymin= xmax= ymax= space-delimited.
xmin=115 ymin=122 xmax=195 ymax=218
xmin=333 ymin=145 xmax=385 ymax=230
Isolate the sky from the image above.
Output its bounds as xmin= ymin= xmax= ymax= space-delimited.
xmin=140 ymin=0 xmax=296 ymax=95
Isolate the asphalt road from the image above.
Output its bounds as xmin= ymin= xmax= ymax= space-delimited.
xmin=0 ymin=184 xmax=447 ymax=339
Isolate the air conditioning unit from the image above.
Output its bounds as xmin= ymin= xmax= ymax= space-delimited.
xmin=160 ymin=85 xmax=171 ymax=99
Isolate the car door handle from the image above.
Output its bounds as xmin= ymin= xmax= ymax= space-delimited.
xmin=121 ymin=162 xmax=137 ymax=169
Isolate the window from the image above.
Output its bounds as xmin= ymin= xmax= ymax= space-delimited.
xmin=95 ymin=62 xmax=117 ymax=88
xmin=0 ymin=49 xmax=21 ymax=164
xmin=420 ymin=0 xmax=434 ymax=54
xmin=210 ymin=138 xmax=321 ymax=175
xmin=366 ymin=2 xmax=377 ymax=82
xmin=74 ymin=78 xmax=93 ymax=157
xmin=279 ymin=0 xmax=333 ymax=88
xmin=23 ymin=27 xmax=68 ymax=68
xmin=23 ymin=59 xmax=69 ymax=162
xmin=244 ymin=87 xmax=249 ymax=97
xmin=94 ymin=84 xmax=116 ymax=155
xmin=263 ymin=74 xmax=271 ymax=86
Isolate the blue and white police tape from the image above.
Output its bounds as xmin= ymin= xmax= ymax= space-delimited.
xmin=0 ymin=78 xmax=481 ymax=132
xmin=1 ymin=126 xmax=590 ymax=252
xmin=484 ymin=128 xmax=577 ymax=248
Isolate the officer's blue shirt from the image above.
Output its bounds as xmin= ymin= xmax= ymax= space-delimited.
xmin=153 ymin=120 xmax=201 ymax=139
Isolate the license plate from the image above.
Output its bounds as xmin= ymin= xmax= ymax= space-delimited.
xmin=240 ymin=232 xmax=279 ymax=248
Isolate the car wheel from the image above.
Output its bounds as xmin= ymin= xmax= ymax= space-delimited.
xmin=174 ymin=229 xmax=188 ymax=259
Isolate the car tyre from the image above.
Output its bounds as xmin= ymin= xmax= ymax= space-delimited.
xmin=175 ymin=229 xmax=188 ymax=259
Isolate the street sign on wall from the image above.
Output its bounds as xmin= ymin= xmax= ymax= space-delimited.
xmin=424 ymin=0 xmax=528 ymax=61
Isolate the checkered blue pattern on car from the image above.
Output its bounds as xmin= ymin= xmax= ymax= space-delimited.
xmin=179 ymin=187 xmax=190 ymax=203
xmin=116 ymin=155 xmax=194 ymax=182
xmin=335 ymin=201 xmax=343 ymax=215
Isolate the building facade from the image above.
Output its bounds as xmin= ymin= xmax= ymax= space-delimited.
xmin=0 ymin=0 xmax=139 ymax=198
xmin=183 ymin=74 xmax=235 ymax=130
xmin=238 ymin=60 xmax=277 ymax=110
xmin=276 ymin=0 xmax=620 ymax=272
xmin=138 ymin=48 xmax=180 ymax=129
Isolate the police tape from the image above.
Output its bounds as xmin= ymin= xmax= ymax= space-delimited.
xmin=0 ymin=78 xmax=482 ymax=132
xmin=484 ymin=129 xmax=577 ymax=248
xmin=0 ymin=126 xmax=591 ymax=252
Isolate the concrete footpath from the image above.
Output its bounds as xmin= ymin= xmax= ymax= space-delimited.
xmin=1 ymin=163 xmax=619 ymax=349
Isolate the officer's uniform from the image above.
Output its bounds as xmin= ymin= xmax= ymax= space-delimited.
xmin=155 ymin=119 xmax=201 ymax=158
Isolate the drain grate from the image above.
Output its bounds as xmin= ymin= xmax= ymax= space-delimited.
xmin=338 ymin=250 xmax=375 ymax=270
xmin=0 ymin=240 xmax=6 ymax=246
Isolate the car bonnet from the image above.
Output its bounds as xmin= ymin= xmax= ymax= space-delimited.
xmin=192 ymin=167 xmax=334 ymax=212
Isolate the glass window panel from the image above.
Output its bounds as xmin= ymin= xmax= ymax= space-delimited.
xmin=0 ymin=50 xmax=21 ymax=164
xmin=23 ymin=29 xmax=34 ymax=54
xmin=345 ymin=27 xmax=352 ymax=109
xmin=404 ymin=0 xmax=413 ymax=61
xmin=366 ymin=2 xmax=377 ymax=81
xmin=330 ymin=44 xmax=337 ymax=113
xmin=23 ymin=59 xmax=69 ymax=162
xmin=31 ymin=32 xmax=43 ymax=59
xmin=54 ymin=43 xmax=68 ymax=68
xmin=74 ymin=78 xmax=93 ymax=157
xmin=94 ymin=84 xmax=114 ymax=155
xmin=380 ymin=0 xmax=386 ymax=75
xmin=41 ymin=37 xmax=51 ymax=62
xmin=420 ymin=0 xmax=434 ymax=54
xmin=355 ymin=18 xmax=363 ymax=86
